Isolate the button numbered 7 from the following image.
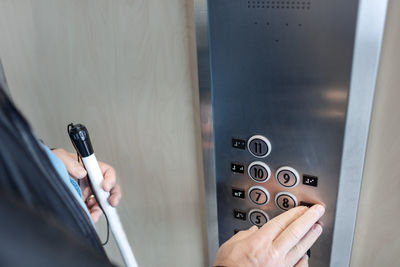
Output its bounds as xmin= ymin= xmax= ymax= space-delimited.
xmin=248 ymin=186 xmax=270 ymax=205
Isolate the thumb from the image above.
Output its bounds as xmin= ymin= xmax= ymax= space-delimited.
xmin=66 ymin=159 xmax=87 ymax=179
xmin=54 ymin=150 xmax=87 ymax=179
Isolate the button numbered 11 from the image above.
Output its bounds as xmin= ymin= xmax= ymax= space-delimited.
xmin=247 ymin=135 xmax=271 ymax=158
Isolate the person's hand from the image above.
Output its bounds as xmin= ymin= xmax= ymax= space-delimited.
xmin=52 ymin=148 xmax=122 ymax=223
xmin=214 ymin=204 xmax=325 ymax=267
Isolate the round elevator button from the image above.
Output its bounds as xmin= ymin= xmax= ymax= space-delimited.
xmin=248 ymin=186 xmax=270 ymax=205
xmin=247 ymin=135 xmax=271 ymax=158
xmin=248 ymin=161 xmax=271 ymax=183
xmin=275 ymin=192 xmax=298 ymax=211
xmin=276 ymin=166 xmax=300 ymax=188
xmin=248 ymin=209 xmax=269 ymax=227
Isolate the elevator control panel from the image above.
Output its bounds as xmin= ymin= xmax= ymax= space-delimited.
xmin=204 ymin=0 xmax=361 ymax=266
xmin=228 ymin=135 xmax=318 ymax=224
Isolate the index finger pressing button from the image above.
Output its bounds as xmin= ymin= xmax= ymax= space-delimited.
xmin=272 ymin=204 xmax=325 ymax=254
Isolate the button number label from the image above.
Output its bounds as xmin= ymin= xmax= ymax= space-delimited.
xmin=275 ymin=192 xmax=298 ymax=211
xmin=248 ymin=186 xmax=270 ymax=205
xmin=231 ymin=163 xmax=245 ymax=174
xmin=248 ymin=209 xmax=269 ymax=227
xmin=248 ymin=161 xmax=271 ymax=183
xmin=252 ymin=167 xmax=265 ymax=180
xmin=252 ymin=141 xmax=263 ymax=155
xmin=233 ymin=210 xmax=246 ymax=221
xmin=232 ymin=138 xmax=246 ymax=149
xmin=303 ymin=175 xmax=318 ymax=187
xmin=232 ymin=188 xmax=245 ymax=199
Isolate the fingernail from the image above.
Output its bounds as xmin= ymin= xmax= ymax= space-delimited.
xmin=315 ymin=204 xmax=325 ymax=216
xmin=313 ymin=223 xmax=323 ymax=234
xmin=304 ymin=254 xmax=309 ymax=261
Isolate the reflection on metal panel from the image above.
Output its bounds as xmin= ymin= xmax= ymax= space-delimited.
xmin=195 ymin=0 xmax=387 ymax=266
xmin=332 ymin=0 xmax=389 ymax=265
xmin=194 ymin=0 xmax=219 ymax=265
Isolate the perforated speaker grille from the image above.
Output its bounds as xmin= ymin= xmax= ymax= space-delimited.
xmin=247 ymin=0 xmax=312 ymax=10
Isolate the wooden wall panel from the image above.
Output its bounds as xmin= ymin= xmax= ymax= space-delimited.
xmin=0 ymin=1 xmax=207 ymax=266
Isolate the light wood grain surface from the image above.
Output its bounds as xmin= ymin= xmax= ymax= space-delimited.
xmin=0 ymin=1 xmax=207 ymax=266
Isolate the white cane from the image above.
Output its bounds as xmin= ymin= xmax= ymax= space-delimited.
xmin=68 ymin=123 xmax=138 ymax=267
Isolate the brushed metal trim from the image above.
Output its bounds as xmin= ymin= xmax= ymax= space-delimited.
xmin=331 ymin=0 xmax=389 ymax=266
xmin=194 ymin=0 xmax=219 ymax=266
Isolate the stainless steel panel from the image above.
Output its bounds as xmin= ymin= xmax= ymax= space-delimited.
xmin=194 ymin=0 xmax=388 ymax=266
xmin=208 ymin=1 xmax=358 ymax=266
xmin=331 ymin=0 xmax=388 ymax=265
